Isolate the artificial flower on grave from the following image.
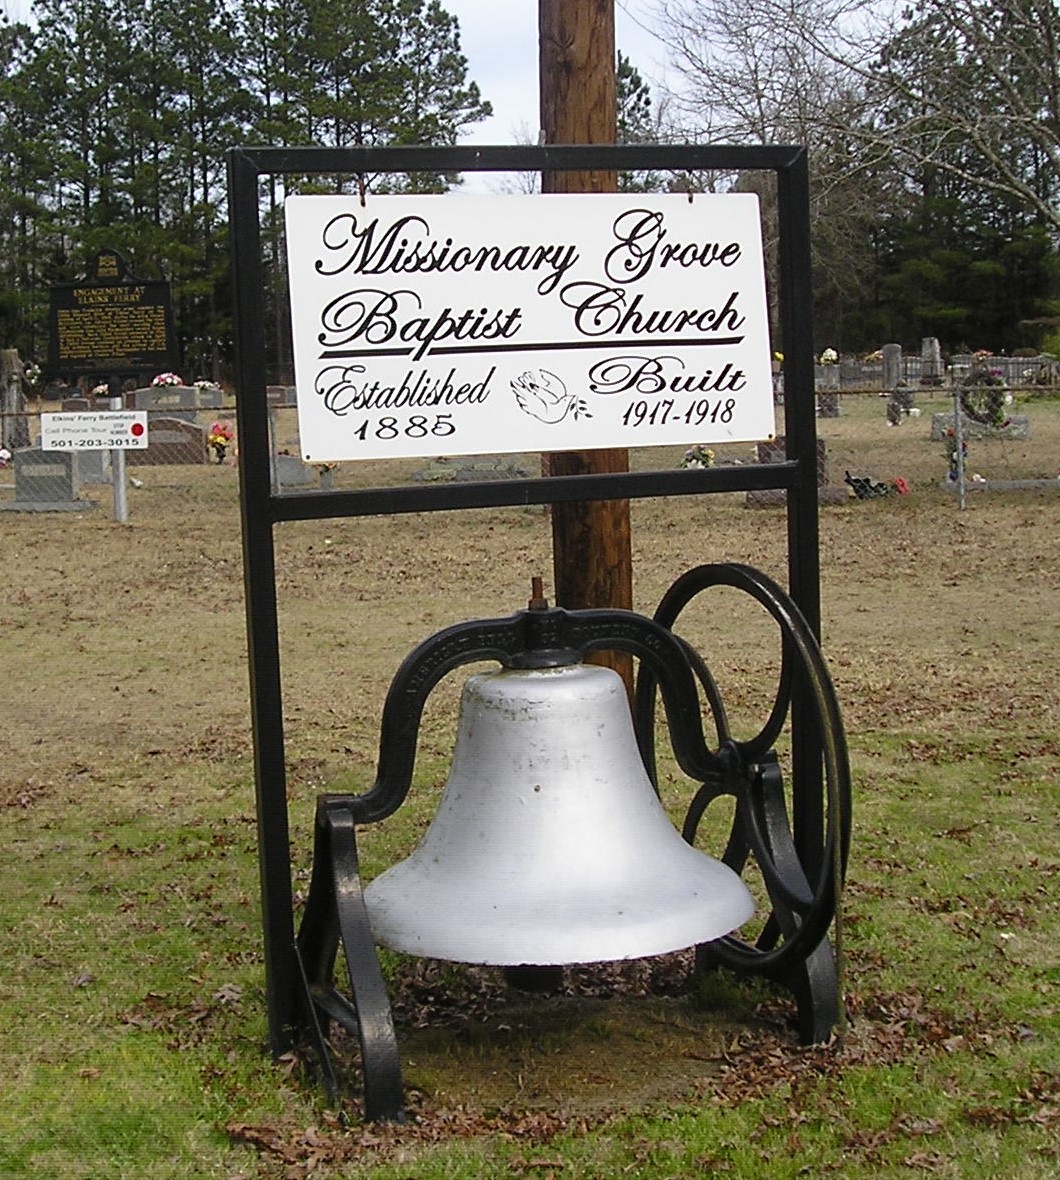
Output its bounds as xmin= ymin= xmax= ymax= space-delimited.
xmin=24 ymin=362 xmax=41 ymax=386
xmin=773 ymin=351 xmax=784 ymax=363
xmin=208 ymin=420 xmax=235 ymax=464
xmin=680 ymin=444 xmax=715 ymax=469
xmin=151 ymin=372 xmax=183 ymax=387
xmin=91 ymin=383 xmax=110 ymax=397
xmin=194 ymin=378 xmax=221 ymax=394
xmin=819 ymin=348 xmax=838 ymax=365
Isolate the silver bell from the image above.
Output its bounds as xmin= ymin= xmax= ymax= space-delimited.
xmin=363 ymin=662 xmax=754 ymax=965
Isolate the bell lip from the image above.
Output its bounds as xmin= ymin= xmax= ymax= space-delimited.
xmin=364 ymin=880 xmax=755 ymax=967
xmin=368 ymin=945 xmax=741 ymax=967
xmin=364 ymin=911 xmax=755 ymax=967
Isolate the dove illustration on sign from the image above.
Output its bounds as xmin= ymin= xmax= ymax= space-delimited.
xmin=510 ymin=370 xmax=591 ymax=424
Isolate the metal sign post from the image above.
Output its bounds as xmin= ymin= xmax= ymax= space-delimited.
xmin=109 ymin=395 xmax=130 ymax=522
xmin=40 ymin=406 xmax=148 ymax=522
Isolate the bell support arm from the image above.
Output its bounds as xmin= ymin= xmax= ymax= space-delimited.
xmin=297 ymin=799 xmax=405 ymax=1122
xmin=331 ymin=605 xmax=729 ymax=826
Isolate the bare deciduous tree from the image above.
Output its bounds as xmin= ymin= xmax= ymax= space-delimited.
xmin=654 ymin=0 xmax=1060 ymax=235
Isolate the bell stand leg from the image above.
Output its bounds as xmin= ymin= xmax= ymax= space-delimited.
xmin=694 ymin=937 xmax=838 ymax=1045
xmin=774 ymin=938 xmax=839 ymax=1045
xmin=730 ymin=752 xmax=843 ymax=1046
xmin=297 ymin=797 xmax=405 ymax=1122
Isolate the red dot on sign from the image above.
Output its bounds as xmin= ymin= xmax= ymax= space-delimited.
xmin=131 ymin=423 xmax=145 ymax=437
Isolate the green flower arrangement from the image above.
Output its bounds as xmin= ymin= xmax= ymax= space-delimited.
xmin=960 ymin=365 xmax=1011 ymax=428
xmin=680 ymin=444 xmax=715 ymax=469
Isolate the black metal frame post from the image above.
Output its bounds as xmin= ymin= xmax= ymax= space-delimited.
xmin=227 ymin=143 xmax=821 ymax=1058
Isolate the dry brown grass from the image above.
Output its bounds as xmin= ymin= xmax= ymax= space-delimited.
xmin=7 ymin=391 xmax=1057 ymax=782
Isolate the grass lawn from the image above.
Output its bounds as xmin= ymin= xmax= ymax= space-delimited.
xmin=1 ymin=391 xmax=1057 ymax=1177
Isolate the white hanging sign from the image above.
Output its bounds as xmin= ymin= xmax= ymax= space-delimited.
xmin=285 ymin=193 xmax=775 ymax=462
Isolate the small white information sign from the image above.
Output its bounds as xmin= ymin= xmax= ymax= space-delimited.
xmin=285 ymin=193 xmax=775 ymax=463
xmin=40 ymin=411 xmax=149 ymax=450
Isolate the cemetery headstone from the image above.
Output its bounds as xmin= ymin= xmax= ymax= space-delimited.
xmin=817 ymin=392 xmax=839 ymax=418
xmin=746 ymin=437 xmax=847 ymax=507
xmin=930 ymin=412 xmax=1031 ymax=441
xmin=1 ymin=446 xmax=88 ymax=512
xmin=882 ymin=343 xmax=902 ymax=391
xmin=128 ymin=385 xmax=201 ymax=421
xmin=920 ymin=337 xmax=944 ymax=385
xmin=76 ymin=448 xmax=112 ymax=485
xmin=881 ymin=343 xmax=915 ymax=424
xmin=273 ymin=451 xmax=315 ymax=488
xmin=814 ymin=365 xmax=840 ymax=391
xmin=815 ymin=364 xmax=840 ymax=418
xmin=126 ymin=415 xmax=208 ymax=465
xmin=414 ymin=456 xmax=532 ymax=482
xmin=43 ymin=380 xmax=78 ymax=403
xmin=58 ymin=411 xmax=114 ymax=482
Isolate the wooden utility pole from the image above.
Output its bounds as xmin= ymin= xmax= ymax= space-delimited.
xmin=539 ymin=0 xmax=633 ymax=684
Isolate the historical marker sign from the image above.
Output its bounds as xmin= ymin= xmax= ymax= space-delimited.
xmin=285 ymin=193 xmax=775 ymax=463
xmin=48 ymin=250 xmax=175 ymax=375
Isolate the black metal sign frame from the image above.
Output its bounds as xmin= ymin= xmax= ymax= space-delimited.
xmin=227 ymin=142 xmax=819 ymax=1057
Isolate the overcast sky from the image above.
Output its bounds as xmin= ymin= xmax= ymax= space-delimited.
xmin=444 ymin=0 xmax=670 ymax=145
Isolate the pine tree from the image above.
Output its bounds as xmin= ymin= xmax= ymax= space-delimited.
xmin=0 ymin=0 xmax=491 ymax=377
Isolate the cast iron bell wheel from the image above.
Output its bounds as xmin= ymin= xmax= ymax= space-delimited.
xmin=634 ymin=563 xmax=853 ymax=1041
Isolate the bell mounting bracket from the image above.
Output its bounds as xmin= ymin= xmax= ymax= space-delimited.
xmin=336 ymin=602 xmax=730 ymax=826
xmin=296 ymin=574 xmax=851 ymax=1122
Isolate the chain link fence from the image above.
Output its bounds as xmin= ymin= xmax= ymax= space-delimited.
xmin=0 ymin=385 xmax=238 ymax=514
xmin=803 ymin=351 xmax=1060 ymax=502
xmin=2 ymin=353 xmax=1058 ymax=514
